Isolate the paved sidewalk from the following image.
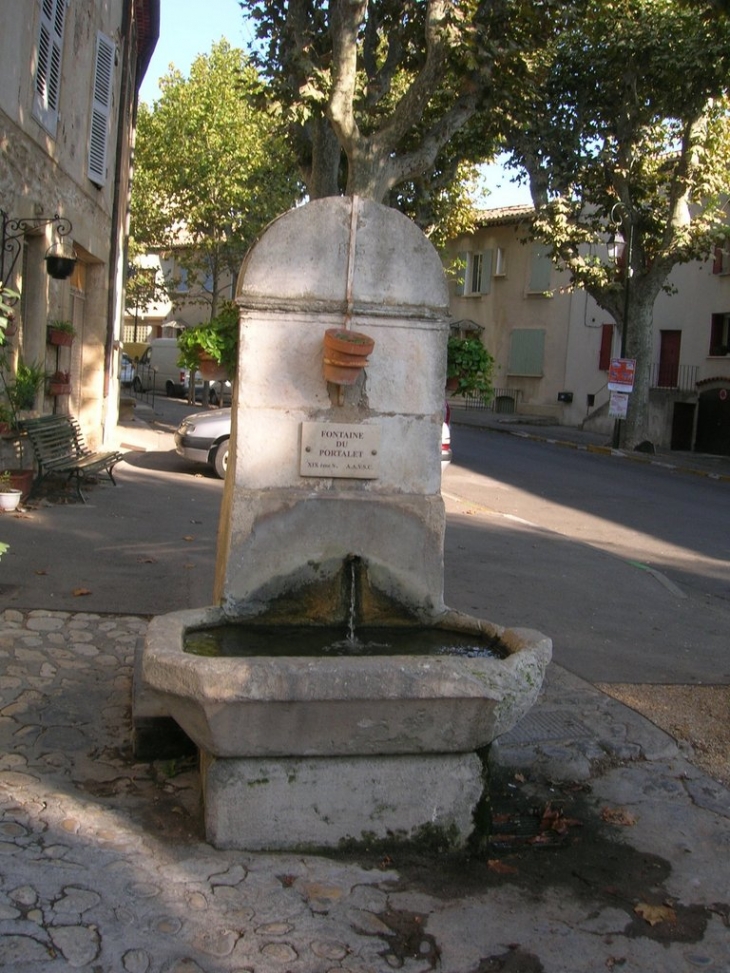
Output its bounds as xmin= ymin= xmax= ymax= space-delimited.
xmin=0 ymin=608 xmax=729 ymax=972
xmin=0 ymin=408 xmax=728 ymax=971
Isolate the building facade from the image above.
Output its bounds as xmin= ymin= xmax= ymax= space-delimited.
xmin=447 ymin=206 xmax=730 ymax=454
xmin=0 ymin=0 xmax=158 ymax=451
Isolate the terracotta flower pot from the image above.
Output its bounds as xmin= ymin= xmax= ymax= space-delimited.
xmin=6 ymin=470 xmax=34 ymax=501
xmin=197 ymin=352 xmax=228 ymax=382
xmin=48 ymin=327 xmax=74 ymax=347
xmin=322 ymin=328 xmax=375 ymax=385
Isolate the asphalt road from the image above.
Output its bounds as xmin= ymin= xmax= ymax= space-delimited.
xmin=442 ymin=424 xmax=730 ymax=685
xmin=1 ymin=402 xmax=727 ymax=686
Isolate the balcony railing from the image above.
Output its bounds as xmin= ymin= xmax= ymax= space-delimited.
xmin=649 ymin=363 xmax=698 ymax=392
xmin=459 ymin=388 xmax=523 ymax=414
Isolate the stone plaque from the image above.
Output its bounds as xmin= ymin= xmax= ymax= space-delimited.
xmin=300 ymin=422 xmax=381 ymax=478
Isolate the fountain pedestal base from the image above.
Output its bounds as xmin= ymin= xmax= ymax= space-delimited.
xmin=201 ymin=751 xmax=485 ymax=851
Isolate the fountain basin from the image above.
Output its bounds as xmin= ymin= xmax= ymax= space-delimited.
xmin=137 ymin=605 xmax=551 ymax=851
xmin=142 ymin=605 xmax=551 ymax=759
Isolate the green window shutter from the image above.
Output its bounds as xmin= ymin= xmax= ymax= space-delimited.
xmin=527 ymin=244 xmax=552 ymax=294
xmin=508 ymin=329 xmax=545 ymax=376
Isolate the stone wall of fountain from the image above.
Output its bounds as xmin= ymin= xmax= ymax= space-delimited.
xmin=135 ymin=196 xmax=551 ymax=852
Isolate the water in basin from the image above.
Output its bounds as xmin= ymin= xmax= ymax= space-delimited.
xmin=184 ymin=623 xmax=506 ymax=659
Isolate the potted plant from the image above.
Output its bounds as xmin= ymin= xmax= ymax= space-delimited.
xmin=47 ymin=319 xmax=76 ymax=346
xmin=0 ymin=470 xmax=23 ymax=512
xmin=446 ymin=336 xmax=494 ymax=397
xmin=322 ymin=328 xmax=375 ymax=385
xmin=177 ymin=303 xmax=238 ymax=381
xmin=48 ymin=370 xmax=71 ymax=396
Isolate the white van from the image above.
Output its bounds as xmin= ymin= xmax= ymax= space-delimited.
xmin=132 ymin=338 xmax=190 ymax=397
xmin=132 ymin=337 xmax=230 ymax=403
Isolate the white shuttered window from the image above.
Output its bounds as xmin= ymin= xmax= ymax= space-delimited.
xmin=88 ymin=32 xmax=115 ymax=187
xmin=33 ymin=0 xmax=65 ymax=136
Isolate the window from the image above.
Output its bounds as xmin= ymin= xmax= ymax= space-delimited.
xmin=712 ymin=245 xmax=730 ymax=276
xmin=599 ymin=324 xmax=615 ymax=371
xmin=454 ymin=250 xmax=493 ymax=296
xmin=88 ymin=32 xmax=115 ymax=186
xmin=527 ymin=244 xmax=552 ymax=294
xmin=494 ymin=247 xmax=506 ymax=277
xmin=508 ymin=329 xmax=545 ymax=376
xmin=33 ymin=0 xmax=65 ymax=136
xmin=173 ymin=266 xmax=189 ymax=293
xmin=710 ymin=313 xmax=730 ymax=355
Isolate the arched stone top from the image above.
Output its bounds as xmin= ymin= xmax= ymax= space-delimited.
xmin=236 ymin=196 xmax=449 ymax=317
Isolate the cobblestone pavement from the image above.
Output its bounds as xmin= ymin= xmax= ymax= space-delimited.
xmin=1 ymin=608 xmax=729 ymax=972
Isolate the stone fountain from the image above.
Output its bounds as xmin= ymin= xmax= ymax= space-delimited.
xmin=134 ymin=197 xmax=551 ymax=852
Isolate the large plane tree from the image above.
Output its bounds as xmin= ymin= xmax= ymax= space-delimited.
xmin=505 ymin=0 xmax=730 ymax=448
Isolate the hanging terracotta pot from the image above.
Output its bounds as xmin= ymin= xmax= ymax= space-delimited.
xmin=47 ymin=326 xmax=74 ymax=347
xmin=197 ymin=351 xmax=229 ymax=382
xmin=322 ymin=328 xmax=375 ymax=385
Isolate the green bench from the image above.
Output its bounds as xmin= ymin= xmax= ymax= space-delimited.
xmin=20 ymin=414 xmax=124 ymax=502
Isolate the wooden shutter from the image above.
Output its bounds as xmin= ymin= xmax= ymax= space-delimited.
xmin=88 ymin=33 xmax=115 ymax=187
xmin=33 ymin=0 xmax=65 ymax=136
xmin=599 ymin=324 xmax=614 ymax=371
xmin=527 ymin=244 xmax=552 ymax=293
xmin=508 ymin=329 xmax=545 ymax=376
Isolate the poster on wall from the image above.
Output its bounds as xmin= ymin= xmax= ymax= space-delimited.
xmin=609 ymin=391 xmax=630 ymax=419
xmin=608 ymin=358 xmax=636 ymax=393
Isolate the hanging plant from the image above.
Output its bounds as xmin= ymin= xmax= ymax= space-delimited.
xmin=47 ymin=319 xmax=76 ymax=346
xmin=177 ymin=303 xmax=238 ymax=378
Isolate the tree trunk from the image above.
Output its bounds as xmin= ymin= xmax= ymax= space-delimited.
xmin=622 ymin=293 xmax=656 ymax=449
xmin=306 ymin=117 xmax=344 ymax=199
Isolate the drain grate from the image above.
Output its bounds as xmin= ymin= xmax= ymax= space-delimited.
xmin=500 ymin=711 xmax=593 ymax=744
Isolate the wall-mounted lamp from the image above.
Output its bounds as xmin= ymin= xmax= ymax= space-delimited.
xmin=0 ymin=209 xmax=75 ymax=300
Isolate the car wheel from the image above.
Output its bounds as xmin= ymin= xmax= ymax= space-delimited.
xmin=209 ymin=387 xmax=219 ymax=406
xmin=213 ymin=439 xmax=229 ymax=479
xmin=165 ymin=381 xmax=176 ymax=397
xmin=132 ymin=376 xmax=143 ymax=392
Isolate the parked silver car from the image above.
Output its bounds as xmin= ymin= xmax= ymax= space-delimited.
xmin=175 ymin=408 xmax=232 ymax=478
xmin=175 ymin=406 xmax=452 ymax=480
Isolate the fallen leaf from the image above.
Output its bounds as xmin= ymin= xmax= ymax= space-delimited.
xmin=183 ymin=535 xmax=195 ymax=542
xmin=513 ymin=773 xmax=526 ymax=783
xmin=72 ymin=588 xmax=92 ymax=597
xmin=601 ymin=807 xmax=638 ymax=826
xmin=34 ymin=569 xmax=48 ymax=576
xmin=137 ymin=556 xmax=157 ymax=564
xmin=634 ymin=902 xmax=676 ymax=926
xmin=488 ymin=859 xmax=518 ymax=875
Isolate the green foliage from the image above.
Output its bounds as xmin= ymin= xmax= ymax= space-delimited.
xmin=447 ymin=336 xmax=494 ymax=397
xmin=501 ymin=0 xmax=730 ymax=445
xmin=177 ymin=302 xmax=239 ymax=376
xmin=131 ymin=40 xmax=302 ymax=319
xmin=239 ymin=0 xmax=557 ymax=214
